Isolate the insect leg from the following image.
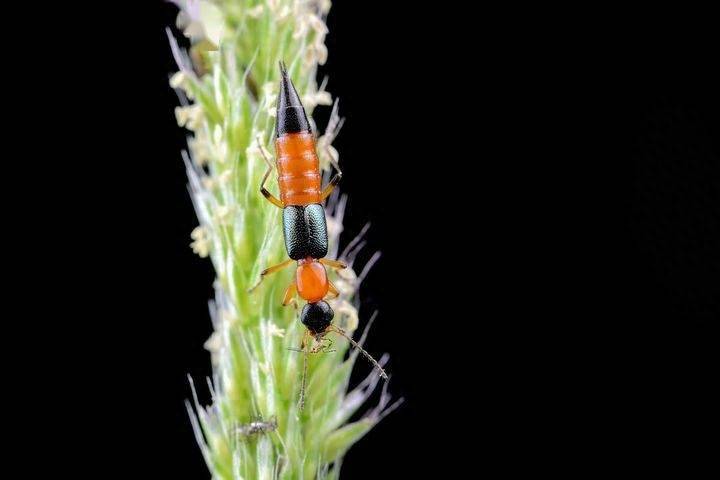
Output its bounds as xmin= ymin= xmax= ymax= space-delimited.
xmin=319 ymin=144 xmax=343 ymax=201
xmin=257 ymin=136 xmax=284 ymax=208
xmin=248 ymin=258 xmax=294 ymax=293
xmin=326 ymin=281 xmax=339 ymax=299
xmin=282 ymin=282 xmax=298 ymax=307
xmin=319 ymin=258 xmax=347 ymax=270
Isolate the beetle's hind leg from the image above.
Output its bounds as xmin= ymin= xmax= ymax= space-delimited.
xmin=257 ymin=136 xmax=284 ymax=208
xmin=320 ymin=144 xmax=343 ymax=201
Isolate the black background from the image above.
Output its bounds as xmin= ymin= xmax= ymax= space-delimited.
xmin=18 ymin=2 xmax=717 ymax=477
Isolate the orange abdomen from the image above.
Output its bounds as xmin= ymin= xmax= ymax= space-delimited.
xmin=275 ymin=132 xmax=321 ymax=206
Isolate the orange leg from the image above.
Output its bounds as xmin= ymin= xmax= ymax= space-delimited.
xmin=258 ymin=136 xmax=284 ymax=209
xmin=282 ymin=282 xmax=297 ymax=307
xmin=320 ymin=145 xmax=343 ymax=201
xmin=248 ymin=258 xmax=294 ymax=293
xmin=326 ymin=281 xmax=339 ymax=299
xmin=319 ymin=258 xmax=347 ymax=270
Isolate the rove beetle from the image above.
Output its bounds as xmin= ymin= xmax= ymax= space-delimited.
xmin=251 ymin=63 xmax=387 ymax=408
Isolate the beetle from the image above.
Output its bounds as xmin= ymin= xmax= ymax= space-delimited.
xmin=251 ymin=63 xmax=387 ymax=408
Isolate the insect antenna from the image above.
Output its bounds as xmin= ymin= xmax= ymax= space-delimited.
xmin=329 ymin=325 xmax=388 ymax=380
xmin=298 ymin=331 xmax=310 ymax=410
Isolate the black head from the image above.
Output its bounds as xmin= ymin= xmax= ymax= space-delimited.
xmin=276 ymin=62 xmax=311 ymax=137
xmin=300 ymin=301 xmax=334 ymax=335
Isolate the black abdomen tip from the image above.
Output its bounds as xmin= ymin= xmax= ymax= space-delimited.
xmin=277 ymin=62 xmax=311 ymax=137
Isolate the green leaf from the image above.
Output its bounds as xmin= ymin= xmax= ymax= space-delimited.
xmin=168 ymin=1 xmax=398 ymax=477
xmin=322 ymin=420 xmax=375 ymax=461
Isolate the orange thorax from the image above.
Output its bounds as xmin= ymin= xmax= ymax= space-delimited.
xmin=296 ymin=258 xmax=328 ymax=302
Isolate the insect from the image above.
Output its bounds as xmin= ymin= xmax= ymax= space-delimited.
xmin=236 ymin=416 xmax=278 ymax=437
xmin=251 ymin=63 xmax=388 ymax=409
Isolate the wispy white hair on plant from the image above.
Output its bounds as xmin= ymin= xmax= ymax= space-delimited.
xmin=167 ymin=1 xmax=400 ymax=478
